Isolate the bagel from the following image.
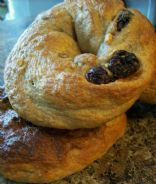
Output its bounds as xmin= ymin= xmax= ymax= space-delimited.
xmin=4 ymin=0 xmax=156 ymax=129
xmin=0 ymin=88 xmax=126 ymax=183
xmin=140 ymin=71 xmax=156 ymax=104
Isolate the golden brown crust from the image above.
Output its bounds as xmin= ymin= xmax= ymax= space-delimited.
xmin=4 ymin=0 xmax=156 ymax=129
xmin=140 ymin=68 xmax=156 ymax=104
xmin=65 ymin=0 xmax=125 ymax=53
xmin=0 ymin=101 xmax=126 ymax=183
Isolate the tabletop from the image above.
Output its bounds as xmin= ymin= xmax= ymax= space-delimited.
xmin=0 ymin=19 xmax=156 ymax=184
xmin=0 ymin=18 xmax=33 ymax=85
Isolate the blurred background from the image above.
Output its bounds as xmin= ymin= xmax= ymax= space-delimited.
xmin=0 ymin=0 xmax=156 ymax=26
xmin=0 ymin=0 xmax=62 ymax=20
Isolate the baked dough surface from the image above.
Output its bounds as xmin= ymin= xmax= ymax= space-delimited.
xmin=4 ymin=0 xmax=156 ymax=128
xmin=0 ymin=99 xmax=126 ymax=183
xmin=140 ymin=70 xmax=156 ymax=104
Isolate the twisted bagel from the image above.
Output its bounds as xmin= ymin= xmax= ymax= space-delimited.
xmin=4 ymin=0 xmax=156 ymax=129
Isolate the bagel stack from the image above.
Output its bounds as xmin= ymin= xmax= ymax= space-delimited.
xmin=0 ymin=88 xmax=126 ymax=183
xmin=1 ymin=0 xmax=156 ymax=183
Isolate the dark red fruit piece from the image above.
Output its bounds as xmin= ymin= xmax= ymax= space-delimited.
xmin=85 ymin=66 xmax=114 ymax=85
xmin=108 ymin=50 xmax=140 ymax=78
xmin=117 ymin=10 xmax=132 ymax=31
